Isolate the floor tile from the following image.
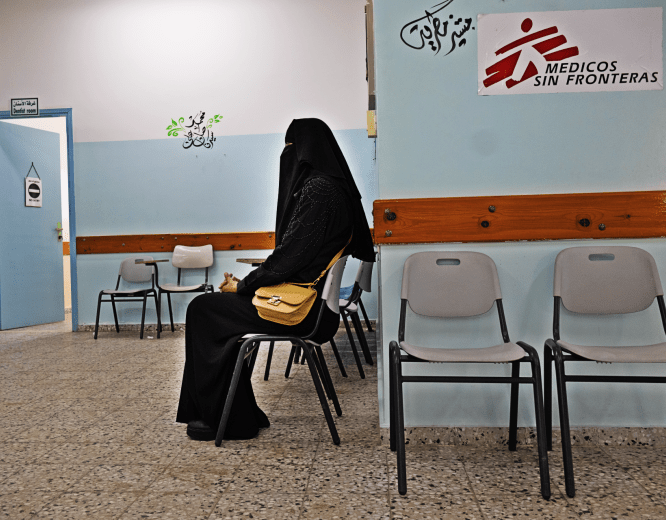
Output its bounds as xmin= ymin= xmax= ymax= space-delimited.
xmin=120 ymin=490 xmax=219 ymax=519
xmin=0 ymin=489 xmax=56 ymax=519
xmin=389 ymin=492 xmax=483 ymax=520
xmin=477 ymin=492 xmax=578 ymax=519
xmin=301 ymin=492 xmax=389 ymax=519
xmin=209 ymin=492 xmax=304 ymax=519
xmin=35 ymin=491 xmax=139 ymax=519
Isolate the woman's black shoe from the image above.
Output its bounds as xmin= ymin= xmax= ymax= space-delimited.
xmin=187 ymin=420 xmax=215 ymax=441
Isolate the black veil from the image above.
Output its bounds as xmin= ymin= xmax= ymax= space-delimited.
xmin=275 ymin=118 xmax=375 ymax=262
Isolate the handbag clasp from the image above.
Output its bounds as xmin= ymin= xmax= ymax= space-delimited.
xmin=267 ymin=296 xmax=282 ymax=306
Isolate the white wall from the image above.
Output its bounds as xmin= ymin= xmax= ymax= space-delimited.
xmin=0 ymin=0 xmax=369 ymax=142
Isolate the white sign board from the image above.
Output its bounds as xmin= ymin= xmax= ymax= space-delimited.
xmin=11 ymin=98 xmax=39 ymax=116
xmin=25 ymin=177 xmax=42 ymax=207
xmin=477 ymin=8 xmax=663 ymax=96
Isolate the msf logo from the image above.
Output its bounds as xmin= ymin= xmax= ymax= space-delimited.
xmin=483 ymin=18 xmax=579 ymax=89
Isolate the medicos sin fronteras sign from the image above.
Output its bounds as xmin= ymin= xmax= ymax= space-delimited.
xmin=477 ymin=7 xmax=663 ymax=95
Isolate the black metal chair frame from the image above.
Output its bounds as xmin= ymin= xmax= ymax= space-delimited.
xmin=94 ymin=264 xmax=158 ymax=340
xmin=544 ymin=294 xmax=666 ymax=498
xmin=339 ymin=281 xmax=374 ymax=379
xmin=215 ymin=257 xmax=349 ymax=447
xmin=390 ymin=298 xmax=551 ymax=499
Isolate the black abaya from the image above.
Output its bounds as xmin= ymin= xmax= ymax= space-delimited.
xmin=176 ymin=176 xmax=353 ymax=438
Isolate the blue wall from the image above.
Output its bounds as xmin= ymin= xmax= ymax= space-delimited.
xmin=74 ymin=129 xmax=378 ymax=327
xmin=374 ymin=0 xmax=666 ymax=427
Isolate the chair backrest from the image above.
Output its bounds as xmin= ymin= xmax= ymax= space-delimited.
xmin=119 ymin=256 xmax=154 ymax=283
xmin=355 ymin=260 xmax=374 ymax=293
xmin=172 ymin=244 xmax=214 ymax=269
xmin=554 ymin=246 xmax=663 ymax=314
xmin=401 ymin=251 xmax=502 ymax=317
xmin=321 ymin=255 xmax=349 ymax=314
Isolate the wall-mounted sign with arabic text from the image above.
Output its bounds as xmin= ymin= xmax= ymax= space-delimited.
xmin=167 ymin=112 xmax=222 ymax=149
xmin=11 ymin=98 xmax=39 ymax=117
xmin=478 ymin=8 xmax=663 ymax=95
xmin=400 ymin=0 xmax=474 ymax=56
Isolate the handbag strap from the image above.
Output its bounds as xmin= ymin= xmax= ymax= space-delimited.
xmin=290 ymin=234 xmax=352 ymax=289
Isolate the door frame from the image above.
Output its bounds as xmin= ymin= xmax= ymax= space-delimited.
xmin=0 ymin=108 xmax=78 ymax=331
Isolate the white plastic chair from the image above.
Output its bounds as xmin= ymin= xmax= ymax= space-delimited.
xmin=390 ymin=251 xmax=550 ymax=499
xmin=156 ymin=245 xmax=214 ymax=338
xmin=94 ymin=256 xmax=158 ymax=340
xmin=545 ymin=246 xmax=666 ymax=498
xmin=216 ymin=256 xmax=349 ymax=447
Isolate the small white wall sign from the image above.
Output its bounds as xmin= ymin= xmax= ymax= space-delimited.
xmin=11 ymin=98 xmax=39 ymax=116
xmin=25 ymin=177 xmax=42 ymax=208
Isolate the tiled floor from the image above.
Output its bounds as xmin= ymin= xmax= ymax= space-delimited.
xmin=2 ymin=319 xmax=666 ymax=518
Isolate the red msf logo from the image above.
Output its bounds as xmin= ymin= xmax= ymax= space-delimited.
xmin=483 ymin=18 xmax=579 ymax=89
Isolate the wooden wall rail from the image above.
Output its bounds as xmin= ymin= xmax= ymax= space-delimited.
xmin=373 ymin=191 xmax=666 ymax=244
xmin=76 ymin=232 xmax=276 ymax=255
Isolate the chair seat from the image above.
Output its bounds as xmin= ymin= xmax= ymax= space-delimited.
xmin=339 ymin=299 xmax=357 ymax=313
xmin=400 ymin=341 xmax=527 ymax=363
xmin=160 ymin=283 xmax=207 ymax=292
xmin=558 ymin=340 xmax=666 ymax=363
xmin=102 ymin=289 xmax=152 ymax=296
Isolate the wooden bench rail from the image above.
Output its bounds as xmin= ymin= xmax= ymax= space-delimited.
xmin=373 ymin=191 xmax=666 ymax=244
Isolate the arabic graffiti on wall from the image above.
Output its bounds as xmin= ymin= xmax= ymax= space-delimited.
xmin=400 ymin=0 xmax=474 ymax=56
xmin=478 ymin=8 xmax=663 ymax=95
xmin=167 ymin=112 xmax=223 ymax=149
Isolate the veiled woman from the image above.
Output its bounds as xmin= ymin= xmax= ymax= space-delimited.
xmin=176 ymin=118 xmax=375 ymax=440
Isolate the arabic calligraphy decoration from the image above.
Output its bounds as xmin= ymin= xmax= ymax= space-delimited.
xmin=400 ymin=0 xmax=474 ymax=56
xmin=166 ymin=112 xmax=222 ymax=149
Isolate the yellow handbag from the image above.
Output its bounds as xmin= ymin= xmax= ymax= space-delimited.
xmin=252 ymin=240 xmax=349 ymax=326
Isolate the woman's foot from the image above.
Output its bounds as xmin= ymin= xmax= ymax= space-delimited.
xmin=187 ymin=420 xmax=215 ymax=441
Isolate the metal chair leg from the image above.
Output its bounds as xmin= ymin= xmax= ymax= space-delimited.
xmin=167 ymin=293 xmax=175 ymax=333
xmin=216 ymin=339 xmax=254 ymax=446
xmin=139 ymin=293 xmax=147 ymax=339
xmin=298 ymin=339 xmax=340 ymax=445
xmin=285 ymin=345 xmax=297 ymax=378
xmin=359 ymin=298 xmax=373 ymax=332
xmin=553 ymin=344 xmax=575 ymax=498
xmin=157 ymin=291 xmax=162 ymax=338
xmin=94 ymin=292 xmax=103 ymax=339
xmin=508 ymin=360 xmax=520 ymax=451
xmin=263 ymin=341 xmax=275 ymax=381
xmin=342 ymin=313 xmax=365 ymax=379
xmin=389 ymin=341 xmax=397 ymax=452
xmin=314 ymin=344 xmax=342 ymax=416
xmin=110 ymin=295 xmax=119 ymax=333
xmin=351 ymin=312 xmax=373 ymax=365
xmin=544 ymin=343 xmax=553 ymax=451
xmin=391 ymin=344 xmax=407 ymax=495
xmin=518 ymin=342 xmax=551 ymax=500
xmin=328 ymin=338 xmax=348 ymax=378
xmin=248 ymin=343 xmax=259 ymax=376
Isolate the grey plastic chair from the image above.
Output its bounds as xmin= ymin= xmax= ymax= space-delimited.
xmin=156 ymin=245 xmax=214 ymax=338
xmin=216 ymin=255 xmax=349 ymax=447
xmin=338 ymin=260 xmax=375 ymax=378
xmin=545 ymin=246 xmax=666 ymax=498
xmin=94 ymin=256 xmax=158 ymax=340
xmin=390 ymin=251 xmax=550 ymax=499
